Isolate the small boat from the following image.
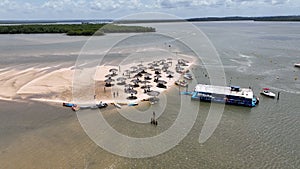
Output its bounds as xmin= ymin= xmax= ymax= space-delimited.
xmin=63 ymin=102 xmax=76 ymax=107
xmin=128 ymin=102 xmax=138 ymax=106
xmin=260 ymin=88 xmax=276 ymax=98
xmin=183 ymin=73 xmax=193 ymax=80
xmin=175 ymin=79 xmax=188 ymax=87
xmin=71 ymin=105 xmax=80 ymax=111
xmin=294 ymin=63 xmax=300 ymax=68
xmin=96 ymin=101 xmax=108 ymax=109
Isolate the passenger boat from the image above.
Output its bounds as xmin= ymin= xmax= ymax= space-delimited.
xmin=192 ymin=84 xmax=258 ymax=107
xmin=260 ymin=88 xmax=276 ymax=98
xmin=175 ymin=79 xmax=188 ymax=87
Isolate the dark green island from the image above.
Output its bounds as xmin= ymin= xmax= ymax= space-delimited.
xmin=0 ymin=24 xmax=156 ymax=36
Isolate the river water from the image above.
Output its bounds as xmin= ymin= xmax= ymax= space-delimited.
xmin=0 ymin=21 xmax=299 ymax=168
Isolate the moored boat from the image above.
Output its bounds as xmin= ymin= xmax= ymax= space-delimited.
xmin=192 ymin=85 xmax=258 ymax=107
xmin=175 ymin=79 xmax=188 ymax=87
xmin=260 ymin=88 xmax=276 ymax=98
xmin=294 ymin=63 xmax=300 ymax=68
xmin=63 ymin=102 xmax=76 ymax=107
xmin=96 ymin=101 xmax=108 ymax=108
xmin=183 ymin=73 xmax=193 ymax=80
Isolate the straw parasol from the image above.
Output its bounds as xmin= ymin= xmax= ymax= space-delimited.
xmin=104 ymin=78 xmax=115 ymax=87
xmin=116 ymin=77 xmax=127 ymax=85
xmin=157 ymin=80 xmax=167 ymax=84
xmin=131 ymin=66 xmax=138 ymax=69
xmin=109 ymin=68 xmax=118 ymax=76
xmin=105 ymin=74 xmax=113 ymax=78
xmin=147 ymin=91 xmax=160 ymax=97
xmin=166 ymin=70 xmax=174 ymax=78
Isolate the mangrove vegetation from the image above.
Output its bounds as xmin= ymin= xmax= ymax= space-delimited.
xmin=0 ymin=24 xmax=156 ymax=36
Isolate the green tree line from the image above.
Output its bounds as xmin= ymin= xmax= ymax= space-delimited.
xmin=0 ymin=24 xmax=155 ymax=36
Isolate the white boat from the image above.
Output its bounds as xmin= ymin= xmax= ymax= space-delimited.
xmin=260 ymin=88 xmax=276 ymax=98
xmin=175 ymin=79 xmax=188 ymax=87
xmin=112 ymin=102 xmax=122 ymax=109
xmin=294 ymin=63 xmax=300 ymax=68
xmin=183 ymin=73 xmax=193 ymax=80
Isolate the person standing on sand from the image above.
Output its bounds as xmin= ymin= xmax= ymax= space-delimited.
xmin=117 ymin=91 xmax=119 ymax=97
xmin=113 ymin=92 xmax=115 ymax=98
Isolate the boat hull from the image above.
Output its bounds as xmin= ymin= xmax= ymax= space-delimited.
xmin=260 ymin=92 xmax=276 ymax=98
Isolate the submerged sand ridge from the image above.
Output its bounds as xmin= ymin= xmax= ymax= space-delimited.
xmin=0 ymin=65 xmax=74 ymax=102
xmin=0 ymin=55 xmax=195 ymax=106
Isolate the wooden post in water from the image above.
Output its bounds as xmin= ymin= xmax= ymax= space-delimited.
xmin=277 ymin=92 xmax=280 ymax=100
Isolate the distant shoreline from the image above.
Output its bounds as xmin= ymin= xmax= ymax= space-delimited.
xmin=1 ymin=15 xmax=300 ymax=25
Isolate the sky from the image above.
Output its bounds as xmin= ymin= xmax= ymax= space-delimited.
xmin=0 ymin=0 xmax=299 ymax=20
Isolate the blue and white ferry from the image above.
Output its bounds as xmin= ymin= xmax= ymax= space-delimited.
xmin=192 ymin=84 xmax=259 ymax=107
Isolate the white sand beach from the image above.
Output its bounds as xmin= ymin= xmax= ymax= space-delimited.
xmin=0 ymin=54 xmax=195 ymax=107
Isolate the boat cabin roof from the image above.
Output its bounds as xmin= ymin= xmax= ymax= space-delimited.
xmin=195 ymin=84 xmax=254 ymax=99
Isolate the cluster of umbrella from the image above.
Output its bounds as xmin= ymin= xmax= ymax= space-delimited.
xmin=102 ymin=58 xmax=189 ymax=100
xmin=176 ymin=59 xmax=189 ymax=73
xmin=104 ymin=68 xmax=119 ymax=87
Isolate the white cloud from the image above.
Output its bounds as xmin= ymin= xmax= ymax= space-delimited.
xmin=154 ymin=0 xmax=290 ymax=9
xmin=89 ymin=0 xmax=143 ymax=11
xmin=42 ymin=0 xmax=72 ymax=9
xmin=0 ymin=0 xmax=19 ymax=10
xmin=0 ymin=0 xmax=298 ymax=19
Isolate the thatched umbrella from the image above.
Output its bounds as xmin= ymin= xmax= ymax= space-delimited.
xmin=166 ymin=70 xmax=174 ymax=78
xmin=105 ymin=74 xmax=113 ymax=78
xmin=160 ymin=59 xmax=166 ymax=65
xmin=134 ymin=72 xmax=143 ymax=78
xmin=157 ymin=80 xmax=167 ymax=84
xmin=127 ymin=90 xmax=138 ymax=100
xmin=117 ymin=77 xmax=126 ymax=81
xmin=144 ymin=73 xmax=152 ymax=80
xmin=109 ymin=68 xmax=118 ymax=76
xmin=162 ymin=64 xmax=169 ymax=72
xmin=147 ymin=91 xmax=160 ymax=97
xmin=156 ymin=80 xmax=167 ymax=89
xmin=117 ymin=77 xmax=127 ymax=85
xmin=154 ymin=74 xmax=162 ymax=78
xmin=123 ymin=70 xmax=131 ymax=78
xmin=131 ymin=79 xmax=140 ymax=88
xmin=154 ymin=74 xmax=162 ymax=83
xmin=154 ymin=68 xmax=161 ymax=75
xmin=104 ymin=78 xmax=115 ymax=87
xmin=182 ymin=59 xmax=190 ymax=63
xmin=152 ymin=61 xmax=159 ymax=67
xmin=130 ymin=66 xmax=138 ymax=71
